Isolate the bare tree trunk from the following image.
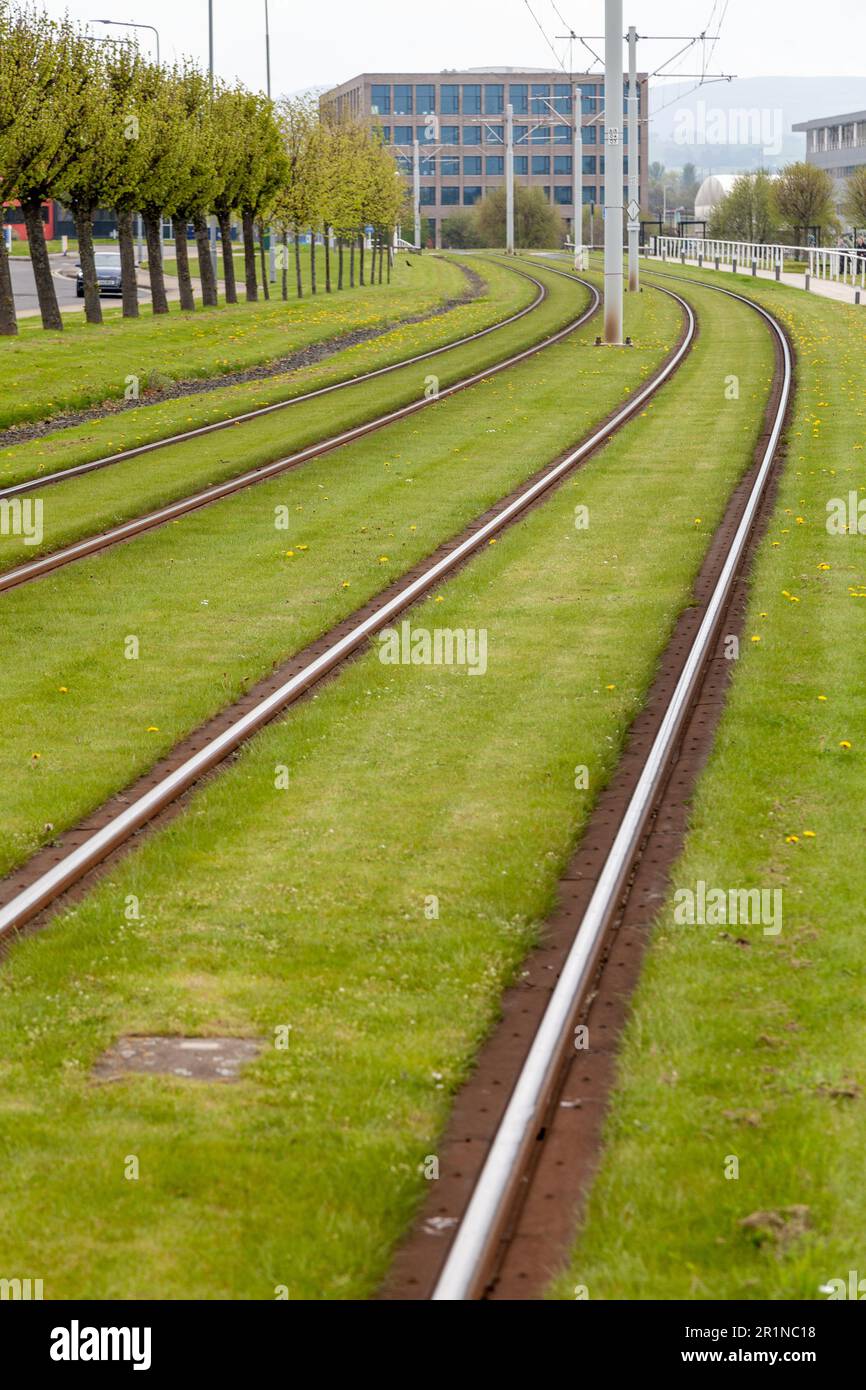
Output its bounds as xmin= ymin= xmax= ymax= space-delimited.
xmin=349 ymin=238 xmax=355 ymax=288
xmin=378 ymin=231 xmax=384 ymax=283
xmin=143 ymin=211 xmax=169 ymax=314
xmin=0 ymin=226 xmax=17 ymax=336
xmin=338 ymin=237 xmax=344 ymax=290
xmin=174 ymin=222 xmax=196 ymax=312
xmin=242 ymin=209 xmax=258 ymax=301
xmin=309 ymin=228 xmax=317 ymax=294
xmin=359 ymin=232 xmax=365 ymax=286
xmin=217 ymin=210 xmax=237 ymax=303
xmin=73 ymin=205 xmax=102 ymax=325
xmin=117 ymin=209 xmax=140 ymax=318
xmin=294 ymin=230 xmax=302 ymax=298
xmin=22 ymin=196 xmax=62 ymax=330
xmin=193 ymin=215 xmax=218 ymax=307
xmin=258 ymin=220 xmax=270 ymax=300
xmin=281 ymin=229 xmax=288 ymax=300
xmin=387 ymin=236 xmax=392 ymax=284
xmin=324 ymin=226 xmax=332 ymax=292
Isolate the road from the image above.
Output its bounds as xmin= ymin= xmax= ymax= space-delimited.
xmin=9 ymin=254 xmax=151 ymax=317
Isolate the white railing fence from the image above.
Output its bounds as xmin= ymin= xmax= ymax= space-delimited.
xmin=652 ymin=235 xmax=866 ymax=290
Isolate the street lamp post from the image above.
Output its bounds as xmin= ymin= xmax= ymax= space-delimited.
xmin=92 ymin=18 xmax=160 ymax=65
xmin=573 ymin=85 xmax=583 ymax=268
xmin=207 ymin=1 xmax=218 ymax=282
xmin=265 ymin=0 xmax=276 ymax=284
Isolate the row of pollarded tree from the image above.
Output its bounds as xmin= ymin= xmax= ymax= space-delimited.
xmin=0 ymin=3 xmax=407 ymax=335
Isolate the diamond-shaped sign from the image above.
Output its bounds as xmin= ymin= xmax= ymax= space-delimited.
xmin=628 ymin=199 xmax=641 ymax=222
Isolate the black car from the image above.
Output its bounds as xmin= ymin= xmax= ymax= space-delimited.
xmin=76 ymin=251 xmax=123 ymax=297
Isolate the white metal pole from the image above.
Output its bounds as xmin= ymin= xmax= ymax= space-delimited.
xmin=413 ymin=139 xmax=422 ymax=250
xmin=604 ymin=0 xmax=624 ymax=344
xmin=627 ymin=25 xmax=640 ymax=293
xmin=573 ymin=84 xmax=583 ymax=268
xmin=506 ymin=103 xmax=515 ymax=254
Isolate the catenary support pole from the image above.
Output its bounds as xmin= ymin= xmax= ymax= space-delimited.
xmin=506 ymin=104 xmax=515 ymax=255
xmin=627 ymin=24 xmax=640 ymax=293
xmin=413 ymin=140 xmax=422 ymax=250
xmin=604 ymin=0 xmax=624 ymax=344
xmin=573 ymin=85 xmax=583 ymax=268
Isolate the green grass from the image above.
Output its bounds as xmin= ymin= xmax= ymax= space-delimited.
xmin=0 ymin=260 xmax=576 ymax=568
xmin=0 ymin=257 xmax=534 ymax=506
xmin=0 ymin=254 xmax=468 ymax=430
xmin=0 ymin=273 xmax=776 ymax=1298
xmin=0 ymin=272 xmax=678 ymax=881
xmin=550 ymin=261 xmax=866 ymax=1301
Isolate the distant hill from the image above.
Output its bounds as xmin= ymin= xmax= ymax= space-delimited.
xmin=650 ymin=76 xmax=866 ymax=174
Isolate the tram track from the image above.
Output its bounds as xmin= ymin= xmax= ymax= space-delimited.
xmin=0 ymin=279 xmax=696 ymax=948
xmin=0 ymin=259 xmax=547 ymax=503
xmin=0 ymin=263 xmax=600 ymax=594
xmin=381 ymin=267 xmax=794 ymax=1301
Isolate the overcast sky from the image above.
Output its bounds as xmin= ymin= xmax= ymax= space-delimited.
xmin=49 ymin=0 xmax=866 ymax=97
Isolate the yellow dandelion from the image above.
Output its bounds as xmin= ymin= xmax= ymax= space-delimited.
xmin=840 ymin=741 xmax=852 ymax=750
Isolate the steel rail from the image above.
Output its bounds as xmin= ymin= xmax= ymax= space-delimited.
xmin=430 ymin=275 xmax=792 ymax=1301
xmin=0 ymin=284 xmax=695 ymax=943
xmin=0 ymin=272 xmax=600 ymax=595
xmin=0 ymin=259 xmax=548 ymax=502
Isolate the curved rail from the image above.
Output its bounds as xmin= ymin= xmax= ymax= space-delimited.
xmin=0 ymin=259 xmax=549 ymax=502
xmin=430 ymin=271 xmax=793 ymax=1301
xmin=0 ymin=282 xmax=696 ymax=943
xmin=0 ymin=269 xmax=600 ymax=594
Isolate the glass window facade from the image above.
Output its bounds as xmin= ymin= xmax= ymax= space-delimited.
xmin=553 ymin=84 xmax=572 ymax=114
xmin=484 ymin=124 xmax=504 ymax=144
xmin=393 ymin=125 xmax=413 ymax=145
xmin=420 ymin=155 xmax=435 ymax=175
xmin=553 ymin=185 xmax=572 ymax=204
xmin=463 ymin=155 xmax=482 ymax=175
xmin=440 ymin=125 xmax=460 ymax=144
xmin=419 ymin=187 xmax=435 ymax=205
xmin=532 ymin=154 xmax=550 ymax=175
xmin=514 ymin=155 xmax=528 ymax=175
xmin=509 ymin=83 xmax=528 ymax=114
xmin=582 ymin=154 xmax=597 ymax=174
xmin=462 ymin=125 xmax=481 ymax=144
xmin=415 ymin=84 xmax=435 ymax=114
xmin=441 ymin=84 xmax=459 ymax=114
xmin=530 ymin=125 xmax=550 ymax=145
xmin=440 ymin=186 xmax=459 ymax=205
xmin=439 ymin=155 xmax=459 ymax=175
xmin=484 ymin=84 xmax=504 ymax=114
xmin=513 ymin=124 xmax=528 ymax=145
xmin=371 ymin=84 xmax=391 ymax=115
xmin=462 ymin=84 xmax=481 ymax=114
xmin=463 ymin=186 xmax=482 ymax=205
xmin=554 ymin=154 xmax=572 ymax=174
xmin=553 ymin=125 xmax=570 ymax=145
xmin=394 ymin=84 xmax=412 ymax=114
xmin=530 ymin=83 xmax=550 ymax=115
xmin=486 ymin=155 xmax=504 ymax=175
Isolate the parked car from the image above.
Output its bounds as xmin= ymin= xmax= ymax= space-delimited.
xmin=76 ymin=250 xmax=123 ymax=297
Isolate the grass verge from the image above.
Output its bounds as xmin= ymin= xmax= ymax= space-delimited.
xmin=551 ymin=261 xmax=866 ymax=1301
xmin=0 ymin=255 xmax=466 ymax=431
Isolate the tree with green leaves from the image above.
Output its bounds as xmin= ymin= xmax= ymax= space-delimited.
xmin=237 ymin=92 xmax=286 ymax=301
xmin=0 ymin=6 xmax=94 ymax=331
xmin=136 ymin=64 xmax=195 ymax=315
xmin=843 ymin=167 xmax=866 ymax=233
xmin=473 ymin=185 xmax=564 ymax=248
xmin=171 ymin=66 xmax=221 ymax=312
xmin=210 ymin=84 xmax=251 ymax=304
xmin=709 ymin=171 xmax=779 ymax=243
xmin=101 ymin=43 xmax=151 ymax=319
xmin=774 ymin=161 xmax=836 ymax=245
